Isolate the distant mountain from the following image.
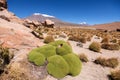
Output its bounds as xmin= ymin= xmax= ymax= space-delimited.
xmin=24 ymin=13 xmax=87 ymax=27
xmin=92 ymin=22 xmax=120 ymax=31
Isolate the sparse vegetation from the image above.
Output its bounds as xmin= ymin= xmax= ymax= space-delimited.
xmin=94 ymin=57 xmax=119 ymax=68
xmin=79 ymin=37 xmax=87 ymax=43
xmin=89 ymin=42 xmax=101 ymax=52
xmin=101 ymin=43 xmax=120 ymax=50
xmin=110 ymin=38 xmax=118 ymax=43
xmin=101 ymin=37 xmax=109 ymax=43
xmin=109 ymin=70 xmax=120 ymax=80
xmin=44 ymin=35 xmax=54 ymax=43
xmin=0 ymin=45 xmax=13 ymax=75
xmin=118 ymin=40 xmax=120 ymax=46
xmin=78 ymin=54 xmax=89 ymax=62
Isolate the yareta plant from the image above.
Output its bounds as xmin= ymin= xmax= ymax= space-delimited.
xmin=49 ymin=40 xmax=67 ymax=47
xmin=28 ymin=40 xmax=82 ymax=78
xmin=28 ymin=49 xmax=45 ymax=66
xmin=47 ymin=55 xmax=69 ymax=78
xmin=63 ymin=54 xmax=82 ymax=76
xmin=56 ymin=43 xmax=72 ymax=56
xmin=37 ymin=44 xmax=56 ymax=58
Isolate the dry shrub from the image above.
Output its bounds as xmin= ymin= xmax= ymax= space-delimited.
xmin=109 ymin=70 xmax=120 ymax=80
xmin=68 ymin=36 xmax=79 ymax=42
xmin=118 ymin=40 xmax=120 ymax=46
xmin=101 ymin=43 xmax=120 ymax=50
xmin=78 ymin=54 xmax=88 ymax=62
xmin=44 ymin=35 xmax=54 ymax=43
xmin=79 ymin=37 xmax=87 ymax=43
xmin=110 ymin=38 xmax=118 ymax=43
xmin=101 ymin=37 xmax=109 ymax=43
xmin=94 ymin=57 xmax=119 ymax=68
xmin=87 ymin=36 xmax=92 ymax=41
xmin=89 ymin=42 xmax=101 ymax=52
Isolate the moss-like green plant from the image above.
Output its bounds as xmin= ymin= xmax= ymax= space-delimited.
xmin=63 ymin=54 xmax=82 ymax=76
xmin=33 ymin=54 xmax=45 ymax=66
xmin=38 ymin=44 xmax=56 ymax=58
xmin=56 ymin=43 xmax=72 ymax=56
xmin=89 ymin=42 xmax=101 ymax=52
xmin=47 ymin=55 xmax=69 ymax=78
xmin=49 ymin=40 xmax=66 ymax=47
xmin=28 ymin=48 xmax=41 ymax=62
xmin=28 ymin=49 xmax=45 ymax=66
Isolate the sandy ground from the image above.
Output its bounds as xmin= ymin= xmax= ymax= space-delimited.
xmin=0 ymin=17 xmax=120 ymax=80
xmin=45 ymin=36 xmax=120 ymax=80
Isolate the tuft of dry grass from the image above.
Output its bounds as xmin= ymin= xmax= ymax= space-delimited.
xmin=118 ymin=40 xmax=120 ymax=46
xmin=44 ymin=35 xmax=54 ymax=43
xmin=110 ymin=38 xmax=118 ymax=43
xmin=101 ymin=37 xmax=109 ymax=44
xmin=94 ymin=57 xmax=119 ymax=68
xmin=78 ymin=54 xmax=88 ymax=62
xmin=89 ymin=42 xmax=101 ymax=52
xmin=108 ymin=70 xmax=120 ymax=80
xmin=79 ymin=37 xmax=87 ymax=43
xmin=101 ymin=43 xmax=120 ymax=50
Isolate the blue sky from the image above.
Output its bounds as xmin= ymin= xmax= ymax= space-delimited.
xmin=8 ymin=0 xmax=120 ymax=25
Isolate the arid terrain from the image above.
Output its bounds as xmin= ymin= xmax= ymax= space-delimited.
xmin=0 ymin=0 xmax=120 ymax=80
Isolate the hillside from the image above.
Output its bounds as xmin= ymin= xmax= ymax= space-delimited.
xmin=25 ymin=13 xmax=86 ymax=27
xmin=92 ymin=22 xmax=120 ymax=31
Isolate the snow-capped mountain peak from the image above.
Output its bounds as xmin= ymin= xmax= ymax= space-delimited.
xmin=33 ymin=13 xmax=55 ymax=18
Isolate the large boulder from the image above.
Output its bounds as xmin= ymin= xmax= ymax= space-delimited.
xmin=0 ymin=0 xmax=7 ymax=10
xmin=42 ymin=19 xmax=54 ymax=28
xmin=23 ymin=19 xmax=42 ymax=29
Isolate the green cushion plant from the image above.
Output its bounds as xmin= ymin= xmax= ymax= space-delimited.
xmin=47 ymin=55 xmax=69 ymax=78
xmin=63 ymin=54 xmax=82 ymax=76
xmin=38 ymin=44 xmax=56 ymax=58
xmin=49 ymin=40 xmax=67 ymax=47
xmin=56 ymin=43 xmax=72 ymax=56
xmin=28 ymin=49 xmax=45 ymax=66
xmin=28 ymin=40 xmax=82 ymax=78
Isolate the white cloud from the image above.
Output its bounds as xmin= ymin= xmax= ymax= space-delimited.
xmin=33 ymin=13 xmax=55 ymax=18
xmin=79 ymin=22 xmax=87 ymax=24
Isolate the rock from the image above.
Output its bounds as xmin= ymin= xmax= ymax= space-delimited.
xmin=0 ymin=9 xmax=24 ymax=24
xmin=0 ymin=15 xmax=10 ymax=21
xmin=23 ymin=19 xmax=42 ymax=29
xmin=76 ymin=42 xmax=83 ymax=47
xmin=0 ymin=0 xmax=7 ymax=10
xmin=42 ymin=19 xmax=54 ymax=28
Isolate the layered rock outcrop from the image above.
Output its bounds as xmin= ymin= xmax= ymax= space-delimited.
xmin=0 ymin=0 xmax=7 ymax=10
xmin=42 ymin=19 xmax=54 ymax=28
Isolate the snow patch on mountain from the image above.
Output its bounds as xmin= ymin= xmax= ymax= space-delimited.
xmin=33 ymin=13 xmax=55 ymax=18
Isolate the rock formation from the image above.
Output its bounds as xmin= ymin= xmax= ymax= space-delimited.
xmin=42 ymin=19 xmax=54 ymax=28
xmin=0 ymin=0 xmax=7 ymax=10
